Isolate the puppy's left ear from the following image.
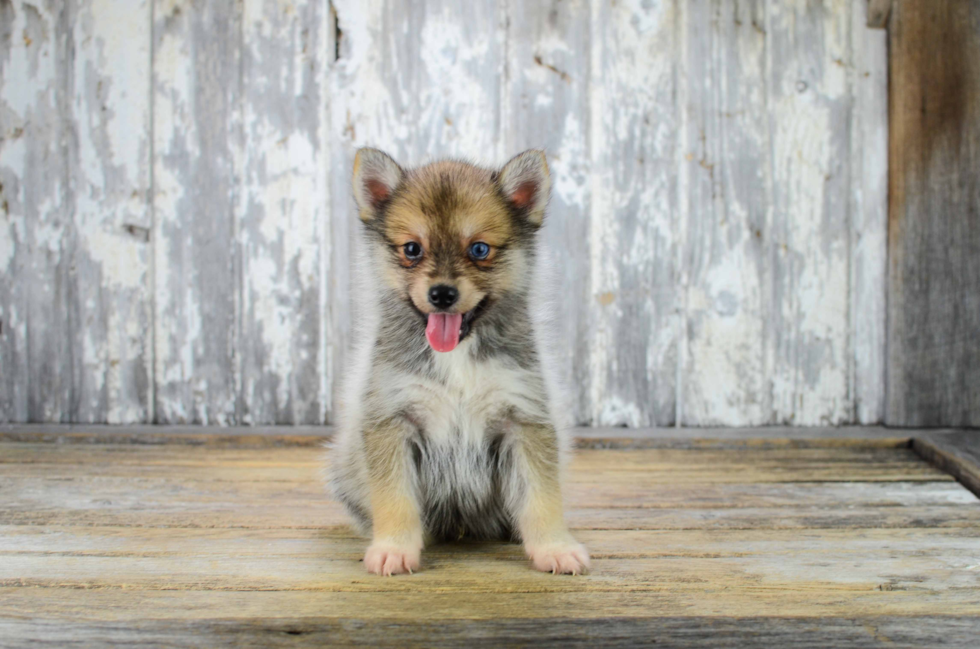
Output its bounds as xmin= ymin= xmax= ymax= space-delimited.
xmin=498 ymin=149 xmax=551 ymax=227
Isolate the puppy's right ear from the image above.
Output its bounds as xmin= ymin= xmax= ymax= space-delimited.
xmin=352 ymin=148 xmax=403 ymax=222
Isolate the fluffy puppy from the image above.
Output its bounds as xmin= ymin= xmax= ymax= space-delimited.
xmin=330 ymin=148 xmax=589 ymax=576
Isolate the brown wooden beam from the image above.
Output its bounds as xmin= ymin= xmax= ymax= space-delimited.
xmin=886 ymin=0 xmax=980 ymax=426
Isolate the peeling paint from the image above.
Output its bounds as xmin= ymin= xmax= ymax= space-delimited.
xmin=1 ymin=0 xmax=888 ymax=427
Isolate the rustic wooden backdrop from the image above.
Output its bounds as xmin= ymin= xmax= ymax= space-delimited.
xmin=0 ymin=0 xmax=891 ymax=426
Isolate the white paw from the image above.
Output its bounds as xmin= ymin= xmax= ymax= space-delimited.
xmin=526 ymin=540 xmax=591 ymax=575
xmin=364 ymin=541 xmax=422 ymax=576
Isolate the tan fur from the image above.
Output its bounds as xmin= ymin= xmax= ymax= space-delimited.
xmin=379 ymin=161 xmax=521 ymax=316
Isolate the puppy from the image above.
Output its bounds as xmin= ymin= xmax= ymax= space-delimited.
xmin=330 ymin=148 xmax=589 ymax=576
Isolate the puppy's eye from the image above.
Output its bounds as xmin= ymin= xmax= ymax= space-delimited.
xmin=403 ymin=242 xmax=423 ymax=260
xmin=468 ymin=242 xmax=491 ymax=261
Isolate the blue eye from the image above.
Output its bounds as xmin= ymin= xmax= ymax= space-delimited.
xmin=468 ymin=242 xmax=491 ymax=260
xmin=403 ymin=242 xmax=423 ymax=260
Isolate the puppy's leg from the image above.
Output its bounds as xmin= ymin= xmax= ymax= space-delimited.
xmin=362 ymin=418 xmax=423 ymax=576
xmin=508 ymin=424 xmax=590 ymax=575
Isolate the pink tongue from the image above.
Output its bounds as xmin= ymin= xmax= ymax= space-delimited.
xmin=425 ymin=313 xmax=463 ymax=353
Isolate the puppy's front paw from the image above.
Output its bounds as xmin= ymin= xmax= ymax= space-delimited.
xmin=526 ymin=540 xmax=591 ymax=575
xmin=364 ymin=541 xmax=421 ymax=576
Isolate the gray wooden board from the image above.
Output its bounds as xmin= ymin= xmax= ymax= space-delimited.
xmin=238 ymin=0 xmax=332 ymax=425
xmin=0 ymin=2 xmax=73 ymax=423
xmin=680 ymin=0 xmax=769 ymax=426
xmin=0 ymin=423 xmax=920 ymax=448
xmin=849 ymin=0 xmax=889 ymax=425
xmin=70 ymin=0 xmax=153 ymax=424
xmin=0 ymin=1 xmax=154 ymax=425
xmin=886 ymin=0 xmax=980 ymax=427
xmin=3 ymin=616 xmax=979 ymax=649
xmin=588 ymin=0 xmax=680 ymax=427
xmin=1 ymin=438 xmax=979 ymax=646
xmin=766 ymin=0 xmax=852 ymax=425
xmin=152 ymin=0 xmax=242 ymax=425
xmin=2 ymin=2 xmax=895 ymax=427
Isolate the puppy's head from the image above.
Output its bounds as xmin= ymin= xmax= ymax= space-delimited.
xmin=352 ymin=148 xmax=550 ymax=353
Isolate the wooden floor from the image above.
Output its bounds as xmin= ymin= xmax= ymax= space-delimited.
xmin=2 ymin=427 xmax=980 ymax=647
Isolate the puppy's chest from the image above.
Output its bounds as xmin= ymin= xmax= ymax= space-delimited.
xmin=405 ymin=352 xmax=542 ymax=443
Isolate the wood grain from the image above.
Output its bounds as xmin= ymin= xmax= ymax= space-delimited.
xmin=0 ymin=2 xmax=73 ymax=422
xmin=238 ymin=0 xmax=332 ymax=424
xmin=767 ymin=0 xmax=852 ymax=425
xmin=5 ymin=615 xmax=979 ymax=649
xmin=152 ymin=0 xmax=242 ymax=424
xmin=589 ymin=0 xmax=679 ymax=426
xmin=886 ymin=0 xmax=980 ymax=427
xmin=849 ymin=0 xmax=889 ymax=424
xmin=69 ymin=1 xmax=153 ymax=424
xmin=680 ymin=0 xmax=768 ymax=426
xmin=0 ymin=423 xmax=913 ymax=449
xmin=2 ymin=439 xmax=978 ymax=644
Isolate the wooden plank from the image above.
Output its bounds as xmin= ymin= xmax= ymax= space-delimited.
xmin=0 ymin=1 xmax=32 ymax=422
xmin=1 ymin=588 xmax=979 ymax=624
xmin=867 ymin=0 xmax=892 ymax=29
xmin=0 ymin=424 xmax=914 ymax=449
xmin=913 ymin=431 xmax=980 ymax=498
xmin=4 ymin=615 xmax=979 ymax=649
xmin=6 ymin=526 xmax=980 ymax=559
xmin=0 ymin=2 xmax=72 ymax=422
xmin=0 ymin=442 xmax=932 ymax=464
xmin=0 ymin=423 xmax=332 ymax=446
xmin=680 ymin=0 xmax=769 ymax=426
xmin=588 ymin=0 xmax=679 ymax=426
xmin=7 ymin=500 xmax=977 ymax=532
xmin=238 ymin=0 xmax=331 ymax=425
xmin=886 ymin=0 xmax=980 ymax=427
xmin=5 ymin=542 xmax=980 ymax=593
xmin=0 ymin=445 xmax=953 ymax=498
xmin=70 ymin=0 xmax=153 ymax=423
xmin=152 ymin=0 xmax=242 ymax=424
xmin=766 ymin=0 xmax=853 ymax=425
xmin=5 ymin=476 xmax=969 ymax=515
xmin=0 ymin=458 xmax=945 ymax=484
xmin=4 ymin=476 xmax=971 ymax=523
xmin=503 ymin=0 xmax=591 ymax=426
xmin=575 ymin=425 xmax=910 ymax=449
xmin=565 ymin=504 xmax=980 ymax=531
xmin=849 ymin=0 xmax=889 ymax=423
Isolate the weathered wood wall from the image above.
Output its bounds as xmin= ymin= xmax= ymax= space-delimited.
xmin=886 ymin=0 xmax=980 ymax=428
xmin=0 ymin=0 xmax=888 ymax=426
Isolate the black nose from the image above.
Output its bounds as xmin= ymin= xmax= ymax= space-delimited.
xmin=428 ymin=284 xmax=458 ymax=309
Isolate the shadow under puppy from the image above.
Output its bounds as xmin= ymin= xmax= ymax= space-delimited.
xmin=330 ymin=148 xmax=589 ymax=576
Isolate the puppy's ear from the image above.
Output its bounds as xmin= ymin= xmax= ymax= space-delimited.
xmin=352 ymin=148 xmax=404 ymax=222
xmin=498 ymin=149 xmax=551 ymax=227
